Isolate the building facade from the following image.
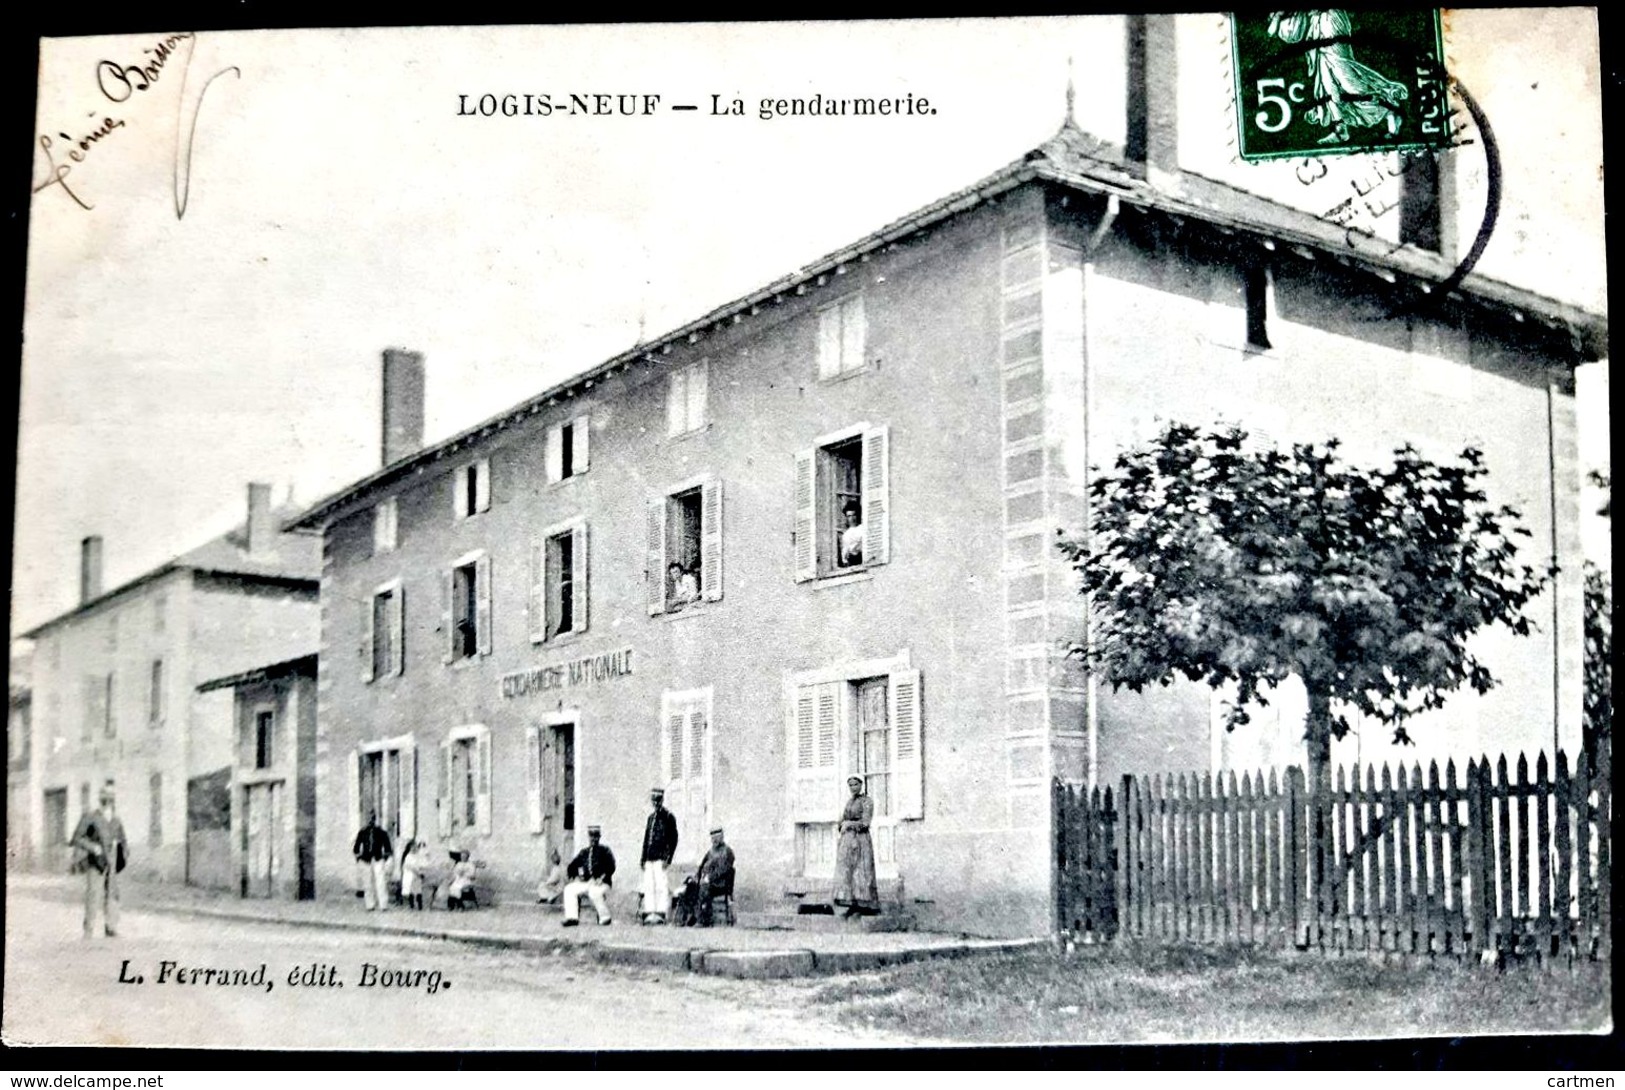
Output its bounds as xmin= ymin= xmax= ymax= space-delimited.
xmin=293 ymin=28 xmax=1604 ymax=937
xmin=22 ymin=486 xmax=321 ymax=883
xmin=8 ymin=655 xmax=33 ymax=869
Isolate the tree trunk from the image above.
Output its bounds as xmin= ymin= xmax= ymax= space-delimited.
xmin=1305 ymin=684 xmax=1335 ymax=925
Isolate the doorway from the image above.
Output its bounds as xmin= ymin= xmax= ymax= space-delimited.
xmin=541 ymin=722 xmax=576 ymax=860
xmin=241 ymin=781 xmax=282 ymax=898
xmin=42 ymin=788 xmax=68 ymax=871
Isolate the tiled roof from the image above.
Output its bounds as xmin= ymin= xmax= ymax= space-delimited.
xmin=287 ymin=123 xmax=1608 ymax=531
xmin=196 ymin=652 xmax=319 ymax=693
xmin=21 ymin=505 xmax=321 ymax=638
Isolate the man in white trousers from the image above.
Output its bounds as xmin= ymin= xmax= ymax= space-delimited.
xmin=639 ymin=787 xmax=679 ymax=924
xmin=562 ymin=826 xmax=616 ymax=926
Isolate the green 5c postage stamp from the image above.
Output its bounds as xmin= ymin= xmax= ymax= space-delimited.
xmin=1230 ymin=10 xmax=1450 ymax=161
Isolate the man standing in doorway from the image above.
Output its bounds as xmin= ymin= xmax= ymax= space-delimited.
xmin=71 ymin=781 xmax=128 ymax=938
xmin=352 ymin=811 xmax=393 ymax=911
xmin=639 ymin=787 xmax=679 ymax=924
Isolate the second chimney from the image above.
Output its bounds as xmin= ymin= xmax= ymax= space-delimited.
xmin=246 ymin=482 xmax=274 ymax=556
xmin=80 ymin=536 xmax=104 ymax=605
xmin=382 ymin=348 xmax=426 ymax=468
xmin=1400 ymin=151 xmax=1459 ymax=260
xmin=1124 ymin=13 xmax=1179 ymax=185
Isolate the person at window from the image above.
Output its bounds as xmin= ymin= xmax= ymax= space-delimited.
xmin=639 ymin=787 xmax=680 ymax=924
xmin=667 ymin=562 xmax=699 ymax=609
xmin=352 ymin=811 xmax=393 ymax=912
xmin=562 ymin=825 xmax=616 ymax=926
xmin=695 ymin=825 xmax=736 ymax=928
xmin=834 ymin=776 xmax=880 ymax=917
xmin=70 ymin=781 xmax=128 ymax=938
xmin=536 ymin=848 xmax=566 ymax=905
xmin=838 ymin=502 xmax=865 ymax=568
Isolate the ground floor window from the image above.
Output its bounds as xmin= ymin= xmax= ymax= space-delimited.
xmin=660 ymin=689 xmax=713 ymax=856
xmin=438 ymin=726 xmax=491 ymax=837
xmin=148 ymin=771 xmax=163 ymax=847
xmin=789 ymin=656 xmax=922 ymax=837
xmin=353 ymin=739 xmax=417 ymax=842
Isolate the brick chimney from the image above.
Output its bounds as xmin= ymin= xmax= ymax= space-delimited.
xmin=381 ymin=349 xmax=426 ymax=468
xmin=246 ymin=482 xmax=274 ymax=556
xmin=1400 ymin=151 xmax=1459 ymax=260
xmin=1124 ymin=13 xmax=1180 ymax=187
xmin=80 ymin=536 xmax=103 ymax=604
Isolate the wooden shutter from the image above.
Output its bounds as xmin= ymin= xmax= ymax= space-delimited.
xmin=525 ymin=726 xmax=544 ymax=834
xmin=687 ymin=706 xmax=709 ymax=838
xmin=818 ymin=305 xmax=842 ymax=379
xmin=841 ymin=295 xmax=865 ymax=371
xmin=360 ymin=596 xmax=375 ymax=683
xmin=475 ymin=555 xmax=493 ymax=656
xmin=474 ymin=459 xmax=491 ymax=513
xmin=688 ymin=361 xmax=709 ymax=428
xmin=440 ymin=569 xmax=455 ymax=664
xmin=863 ymin=424 xmax=890 ymax=566
xmin=700 ymin=479 xmax=723 ymax=602
xmin=571 ymin=524 xmax=590 ymax=634
xmin=475 ymin=731 xmax=493 ymax=836
xmin=454 ymin=468 xmax=469 ymax=519
xmin=791 ymin=683 xmax=842 ymax=822
xmin=437 ymin=741 xmax=451 ymax=837
xmin=646 ymin=499 xmax=666 ymax=615
xmin=572 ymin=414 xmax=590 ymax=472
xmin=890 ymin=668 xmax=923 ymax=820
xmin=544 ymin=425 xmax=563 ymax=484
xmin=793 ymin=449 xmax=817 ymax=582
xmin=401 ymin=745 xmax=418 ymax=840
xmin=528 ymin=539 xmax=546 ymax=644
xmin=667 ymin=372 xmax=686 ymax=436
xmin=391 ymin=589 xmax=406 ymax=678
xmin=348 ymin=750 xmax=362 ymax=833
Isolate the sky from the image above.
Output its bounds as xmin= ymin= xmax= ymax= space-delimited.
xmin=14 ymin=13 xmax=1609 ymax=634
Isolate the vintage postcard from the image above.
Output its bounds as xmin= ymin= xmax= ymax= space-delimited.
xmin=6 ymin=12 xmax=1611 ymax=1053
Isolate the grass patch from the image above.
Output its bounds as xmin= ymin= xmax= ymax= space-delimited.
xmin=808 ymin=943 xmax=1612 ymax=1045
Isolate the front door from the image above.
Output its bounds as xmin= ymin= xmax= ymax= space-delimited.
xmin=242 ymin=781 xmax=280 ymax=898
xmin=795 ymin=678 xmax=898 ymax=880
xmin=542 ymin=723 xmax=576 ymax=860
xmin=42 ymin=788 xmax=68 ymax=872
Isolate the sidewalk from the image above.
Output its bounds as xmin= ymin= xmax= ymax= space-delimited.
xmin=10 ymin=874 xmax=1043 ymax=979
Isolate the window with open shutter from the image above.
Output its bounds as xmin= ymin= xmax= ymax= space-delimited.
xmin=685 ymin=706 xmax=710 ymax=836
xmin=473 ymin=459 xmax=491 ymax=514
xmin=572 ymin=414 xmax=590 ymax=473
xmin=545 ymin=426 xmax=564 ymax=484
xmin=440 ymin=569 xmax=455 ymax=664
xmin=529 ymin=540 xmax=546 ymax=643
xmin=475 ymin=730 xmax=493 ymax=835
xmin=646 ymin=499 xmax=666 ymax=615
xmin=360 ymin=597 xmax=376 ymax=683
xmin=453 ymin=469 xmax=470 ymax=520
xmin=862 ymin=424 xmax=890 ymax=566
xmin=525 ymin=726 xmax=544 ymax=834
xmin=889 ymin=668 xmax=923 ymax=819
xmin=571 ymin=523 xmax=590 ymax=633
xmin=793 ymin=449 xmax=816 ymax=582
xmin=475 ymin=555 xmax=493 ymax=656
xmin=791 ymin=682 xmax=843 ymax=822
xmin=700 ymin=479 xmax=723 ymax=602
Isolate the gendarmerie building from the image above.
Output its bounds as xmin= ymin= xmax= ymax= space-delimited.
xmin=290 ymin=20 xmax=1605 ymax=936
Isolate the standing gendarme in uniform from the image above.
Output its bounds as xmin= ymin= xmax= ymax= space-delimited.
xmin=71 ymin=781 xmax=129 ymax=938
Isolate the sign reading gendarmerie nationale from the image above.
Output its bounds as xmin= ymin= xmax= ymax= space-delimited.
xmin=500 ymin=647 xmax=634 ymax=698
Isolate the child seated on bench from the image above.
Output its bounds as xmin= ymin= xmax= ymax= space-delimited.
xmin=445 ymin=850 xmax=479 ymax=910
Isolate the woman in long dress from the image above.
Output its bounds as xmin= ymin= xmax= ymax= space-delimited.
xmin=1269 ymin=10 xmax=1409 ymax=143
xmin=834 ymin=776 xmax=880 ymax=917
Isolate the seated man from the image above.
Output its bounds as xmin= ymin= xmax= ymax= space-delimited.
xmin=562 ymin=825 xmax=616 ymax=927
xmin=695 ymin=826 xmax=736 ymax=927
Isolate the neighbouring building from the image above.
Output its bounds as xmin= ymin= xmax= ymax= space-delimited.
xmin=196 ymin=654 xmax=318 ymax=900
xmin=20 ymin=486 xmax=321 ymax=884
xmin=289 ymin=19 xmax=1606 ymax=936
xmin=8 ymin=645 xmax=33 ymax=869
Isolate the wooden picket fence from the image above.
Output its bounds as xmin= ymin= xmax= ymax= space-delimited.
xmin=1054 ymin=747 xmax=1611 ymax=962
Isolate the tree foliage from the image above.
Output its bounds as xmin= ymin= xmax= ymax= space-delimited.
xmin=1059 ymin=423 xmax=1553 ymax=779
xmin=1583 ymin=470 xmax=1611 ymax=760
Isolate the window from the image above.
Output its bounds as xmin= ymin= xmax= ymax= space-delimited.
xmin=253 ymin=708 xmax=275 ymax=770
xmin=666 ymin=360 xmax=709 ymax=437
xmin=788 ymin=660 xmax=922 ymax=826
xmin=546 ymin=416 xmax=590 ymax=483
xmin=84 ymin=673 xmax=114 ymax=740
xmin=1244 ymin=264 xmax=1272 ymax=350
xmin=453 ymin=459 xmax=491 ymax=520
xmin=148 ymin=659 xmax=164 ymax=728
xmin=373 ymin=497 xmax=398 ymax=553
xmin=354 ymin=739 xmax=417 ymax=842
xmin=362 ymin=580 xmax=405 ymax=681
xmin=660 ymin=689 xmax=713 ymax=847
xmin=442 ymin=554 xmax=491 ymax=662
xmin=438 ymin=727 xmax=491 ymax=837
xmin=645 ymin=478 xmax=723 ymax=614
xmin=794 ymin=424 xmax=890 ymax=581
xmin=148 ymin=771 xmax=162 ymax=847
xmin=530 ymin=522 xmax=589 ymax=642
xmin=817 ymin=293 xmax=867 ymax=379
xmin=103 ymin=674 xmax=116 ymax=738
xmin=524 ymin=718 xmax=576 ymax=843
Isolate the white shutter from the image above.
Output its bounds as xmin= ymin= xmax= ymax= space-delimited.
xmin=572 ymin=414 xmax=590 ymax=473
xmin=687 ymin=707 xmax=709 ymax=839
xmin=348 ymin=750 xmax=362 ymax=833
xmin=667 ymin=372 xmax=686 ymax=436
xmin=688 ymin=361 xmax=708 ymax=428
xmin=475 ymin=731 xmax=492 ymax=836
xmin=544 ymin=425 xmax=563 ymax=485
xmin=525 ymin=726 xmax=544 ymax=834
xmin=454 ymin=468 xmax=469 ymax=519
xmin=646 ymin=499 xmax=666 ymax=615
xmin=863 ymin=424 xmax=890 ymax=566
xmin=841 ymin=295 xmax=865 ymax=372
xmin=475 ymin=555 xmax=493 ymax=656
xmin=359 ymin=597 xmax=375 ymax=683
xmin=391 ymin=589 xmax=405 ymax=678
xmin=793 ymin=448 xmax=817 ymax=582
xmin=571 ymin=524 xmax=590 ymax=634
xmin=792 ymin=683 xmax=843 ymax=822
xmin=700 ymin=479 xmax=723 ymax=602
xmin=889 ymin=668 xmax=923 ymax=819
xmin=440 ymin=569 xmax=455 ymax=664
xmin=401 ymin=745 xmax=418 ymax=840
xmin=818 ymin=305 xmax=842 ymax=379
xmin=437 ymin=741 xmax=451 ymax=837
xmin=474 ymin=459 xmax=491 ymax=513
xmin=529 ymin=539 xmax=546 ymax=644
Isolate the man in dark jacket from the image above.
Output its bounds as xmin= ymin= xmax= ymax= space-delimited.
xmin=352 ymin=811 xmax=394 ymax=911
xmin=562 ymin=825 xmax=616 ymax=926
xmin=639 ymin=788 xmax=679 ymax=924
xmin=71 ymin=781 xmax=128 ymax=938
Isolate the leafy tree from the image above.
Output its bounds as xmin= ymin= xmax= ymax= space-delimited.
xmin=1059 ymin=422 xmax=1553 ymax=800
xmin=1583 ymin=470 xmax=1611 ymax=762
